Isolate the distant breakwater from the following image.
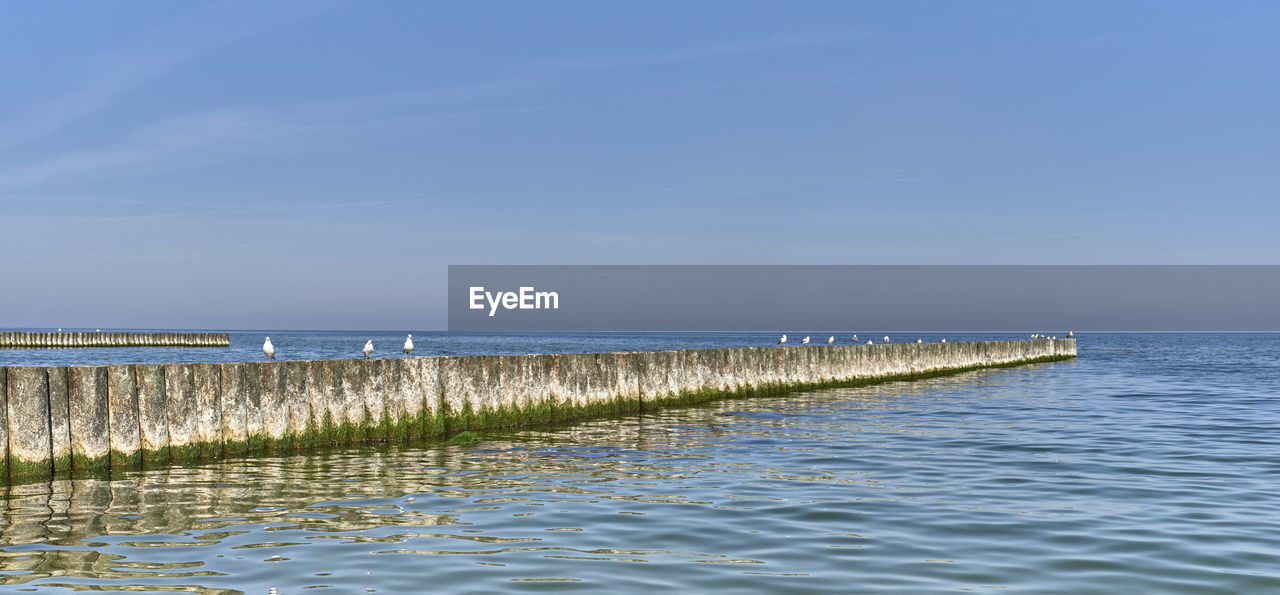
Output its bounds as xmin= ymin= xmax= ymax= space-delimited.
xmin=0 ymin=332 xmax=229 ymax=349
xmin=0 ymin=339 xmax=1075 ymax=483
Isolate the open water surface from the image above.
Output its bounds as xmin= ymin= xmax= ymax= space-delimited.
xmin=1 ymin=333 xmax=1278 ymax=592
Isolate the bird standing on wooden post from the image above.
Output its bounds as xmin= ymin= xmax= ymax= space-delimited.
xmin=403 ymin=334 xmax=414 ymax=355
xmin=263 ymin=337 xmax=275 ymax=360
xmin=363 ymin=340 xmax=374 ymax=359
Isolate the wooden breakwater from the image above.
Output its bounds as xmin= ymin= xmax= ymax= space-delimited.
xmin=0 ymin=339 xmax=1075 ymax=482
xmin=0 ymin=332 xmax=229 ymax=349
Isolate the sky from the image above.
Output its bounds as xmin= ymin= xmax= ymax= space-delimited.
xmin=2 ymin=1 xmax=1277 ymax=330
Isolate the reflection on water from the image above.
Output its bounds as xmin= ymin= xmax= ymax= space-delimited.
xmin=3 ymin=334 xmax=1280 ymax=592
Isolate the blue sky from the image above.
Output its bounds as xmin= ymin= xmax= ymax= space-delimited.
xmin=2 ymin=1 xmax=1277 ymax=329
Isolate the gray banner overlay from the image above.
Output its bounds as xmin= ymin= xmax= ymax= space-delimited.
xmin=448 ymin=265 xmax=1280 ymax=331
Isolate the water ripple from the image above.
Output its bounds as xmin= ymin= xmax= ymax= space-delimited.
xmin=2 ymin=334 xmax=1280 ymax=591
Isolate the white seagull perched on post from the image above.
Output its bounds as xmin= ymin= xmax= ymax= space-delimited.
xmin=1067 ymin=331 xmax=1074 ymax=338
xmin=778 ymin=334 xmax=787 ymax=345
xmin=263 ymin=337 xmax=275 ymax=360
xmin=363 ymin=340 xmax=374 ymax=359
xmin=851 ymin=334 xmax=858 ymax=343
xmin=827 ymin=336 xmax=834 ymax=345
xmin=801 ymin=336 xmax=810 ymax=344
xmin=941 ymin=338 xmax=947 ymax=343
xmin=883 ymin=336 xmax=891 ymax=343
xmin=916 ymin=338 xmax=923 ymax=343
xmin=403 ymin=334 xmax=414 ymax=355
xmin=866 ymin=339 xmax=873 ymax=345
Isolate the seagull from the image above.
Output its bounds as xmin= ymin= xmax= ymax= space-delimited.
xmin=916 ymin=338 xmax=923 ymax=343
xmin=801 ymin=336 xmax=810 ymax=344
xmin=778 ymin=334 xmax=787 ymax=345
xmin=403 ymin=334 xmax=414 ymax=355
xmin=866 ymin=339 xmax=873 ymax=345
xmin=363 ymin=340 xmax=374 ymax=359
xmin=1031 ymin=333 xmax=1037 ymax=339
xmin=827 ymin=336 xmax=835 ymax=345
xmin=883 ymin=336 xmax=891 ymax=343
xmin=263 ymin=337 xmax=275 ymax=360
xmin=1067 ymin=331 xmax=1074 ymax=338
xmin=940 ymin=338 xmax=947 ymax=343
xmin=851 ymin=334 xmax=858 ymax=343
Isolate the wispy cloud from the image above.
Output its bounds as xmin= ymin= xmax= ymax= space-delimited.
xmin=53 ymin=197 xmax=426 ymax=224
xmin=535 ymin=31 xmax=870 ymax=72
xmin=1081 ymin=12 xmax=1279 ymax=45
xmin=0 ymin=0 xmax=345 ymax=151
xmin=0 ymin=108 xmax=264 ymax=189
xmin=0 ymin=28 xmax=870 ymax=194
xmin=0 ymin=93 xmax=554 ymax=191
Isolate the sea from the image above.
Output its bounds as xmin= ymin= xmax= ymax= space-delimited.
xmin=0 ymin=331 xmax=1277 ymax=593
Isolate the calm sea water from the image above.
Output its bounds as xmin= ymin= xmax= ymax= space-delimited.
xmin=1 ymin=332 xmax=1279 ymax=592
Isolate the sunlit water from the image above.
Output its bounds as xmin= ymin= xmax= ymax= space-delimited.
xmin=2 ymin=333 xmax=1279 ymax=592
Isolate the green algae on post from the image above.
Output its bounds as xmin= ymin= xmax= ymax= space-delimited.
xmin=0 ymin=339 xmax=1076 ymax=485
xmin=7 ymin=367 xmax=52 ymax=480
xmin=448 ymin=431 xmax=483 ymax=446
xmin=69 ymin=366 xmax=112 ymax=472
